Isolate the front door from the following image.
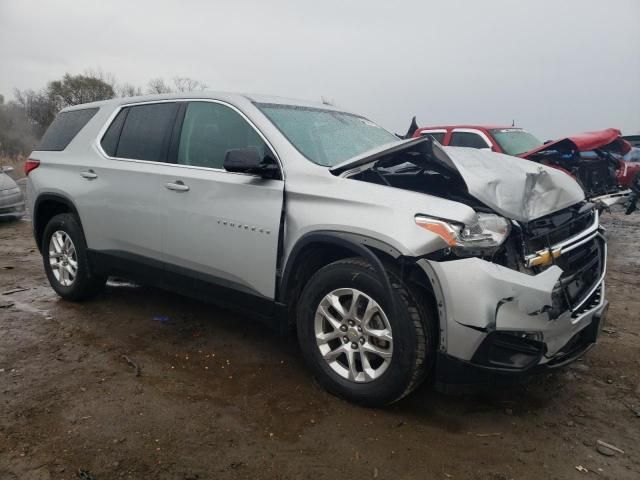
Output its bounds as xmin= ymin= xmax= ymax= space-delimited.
xmin=160 ymin=100 xmax=284 ymax=303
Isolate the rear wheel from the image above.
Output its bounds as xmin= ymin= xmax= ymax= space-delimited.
xmin=42 ymin=213 xmax=106 ymax=301
xmin=296 ymin=257 xmax=436 ymax=406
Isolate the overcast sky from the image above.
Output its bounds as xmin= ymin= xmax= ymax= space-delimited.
xmin=1 ymin=0 xmax=638 ymax=138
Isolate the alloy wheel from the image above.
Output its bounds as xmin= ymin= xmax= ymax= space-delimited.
xmin=48 ymin=230 xmax=78 ymax=287
xmin=314 ymin=288 xmax=393 ymax=383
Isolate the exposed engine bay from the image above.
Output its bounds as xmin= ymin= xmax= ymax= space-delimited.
xmin=340 ymin=137 xmax=604 ymax=321
xmin=349 ymin=148 xmax=486 ymax=211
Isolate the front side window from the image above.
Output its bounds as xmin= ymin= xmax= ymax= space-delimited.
xmin=490 ymin=128 xmax=543 ymax=156
xmin=177 ymin=102 xmax=270 ymax=169
xmin=256 ymin=103 xmax=399 ymax=167
xmin=450 ymin=131 xmax=490 ymax=149
xmin=112 ymin=103 xmax=178 ymax=162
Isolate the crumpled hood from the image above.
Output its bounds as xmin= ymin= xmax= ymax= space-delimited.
xmin=441 ymin=147 xmax=585 ymax=222
xmin=521 ymin=128 xmax=632 ymax=157
xmin=332 ymin=138 xmax=585 ymax=223
xmin=0 ymin=173 xmax=18 ymax=191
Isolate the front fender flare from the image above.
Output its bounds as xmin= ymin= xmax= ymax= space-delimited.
xmin=278 ymin=231 xmax=404 ymax=313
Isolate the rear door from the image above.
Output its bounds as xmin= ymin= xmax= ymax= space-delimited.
xmin=160 ymin=100 xmax=284 ymax=301
xmin=94 ymin=101 xmax=179 ymax=264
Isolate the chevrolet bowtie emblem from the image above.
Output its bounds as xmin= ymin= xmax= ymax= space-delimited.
xmin=526 ymin=248 xmax=562 ymax=268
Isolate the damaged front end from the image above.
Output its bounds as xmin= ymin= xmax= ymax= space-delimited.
xmin=334 ymin=137 xmax=608 ymax=389
xmin=422 ymin=207 xmax=607 ymax=391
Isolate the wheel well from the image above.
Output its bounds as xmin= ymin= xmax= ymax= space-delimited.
xmin=34 ymin=198 xmax=75 ymax=251
xmin=281 ymin=241 xmax=437 ymax=331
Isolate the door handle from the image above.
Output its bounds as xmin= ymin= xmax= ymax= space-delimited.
xmin=165 ymin=180 xmax=190 ymax=192
xmin=80 ymin=169 xmax=98 ymax=180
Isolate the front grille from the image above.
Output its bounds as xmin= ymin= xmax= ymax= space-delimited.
xmin=519 ymin=204 xmax=605 ymax=319
xmin=522 ymin=203 xmax=594 ymax=253
xmin=571 ymin=284 xmax=603 ymax=319
xmin=551 ymin=237 xmax=604 ymax=315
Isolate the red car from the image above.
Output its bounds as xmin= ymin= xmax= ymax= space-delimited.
xmin=405 ymin=121 xmax=640 ymax=212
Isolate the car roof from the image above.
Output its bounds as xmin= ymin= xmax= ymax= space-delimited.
xmin=61 ymin=91 xmax=352 ymax=114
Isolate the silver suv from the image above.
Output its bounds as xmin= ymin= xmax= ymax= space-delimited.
xmin=27 ymin=93 xmax=608 ymax=406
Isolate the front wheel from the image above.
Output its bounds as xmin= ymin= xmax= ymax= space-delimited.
xmin=296 ymin=257 xmax=436 ymax=406
xmin=42 ymin=213 xmax=106 ymax=301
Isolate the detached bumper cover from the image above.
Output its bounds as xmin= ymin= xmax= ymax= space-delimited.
xmin=592 ymin=189 xmax=631 ymax=209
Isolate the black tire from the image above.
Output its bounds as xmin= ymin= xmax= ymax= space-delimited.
xmin=296 ymin=257 xmax=436 ymax=407
xmin=42 ymin=213 xmax=106 ymax=301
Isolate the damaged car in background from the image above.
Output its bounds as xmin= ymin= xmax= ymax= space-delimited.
xmin=28 ymin=93 xmax=608 ymax=406
xmin=406 ymin=121 xmax=640 ymax=214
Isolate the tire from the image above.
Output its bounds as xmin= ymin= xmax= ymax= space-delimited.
xmin=296 ymin=257 xmax=436 ymax=407
xmin=42 ymin=213 xmax=106 ymax=301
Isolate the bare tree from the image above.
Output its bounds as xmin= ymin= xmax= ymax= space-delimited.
xmin=117 ymin=83 xmax=143 ymax=97
xmin=84 ymin=68 xmax=117 ymax=90
xmin=14 ymin=88 xmax=57 ymax=136
xmin=147 ymin=78 xmax=172 ymax=94
xmin=0 ymin=99 xmax=39 ymax=155
xmin=173 ymin=77 xmax=207 ymax=92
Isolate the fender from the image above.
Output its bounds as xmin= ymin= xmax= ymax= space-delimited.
xmin=32 ymin=192 xmax=83 ymax=252
xmin=278 ymin=230 xmax=405 ymax=318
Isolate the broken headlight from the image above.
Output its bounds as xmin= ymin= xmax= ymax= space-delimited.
xmin=415 ymin=213 xmax=511 ymax=253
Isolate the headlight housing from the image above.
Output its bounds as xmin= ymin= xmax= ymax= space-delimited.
xmin=415 ymin=213 xmax=511 ymax=253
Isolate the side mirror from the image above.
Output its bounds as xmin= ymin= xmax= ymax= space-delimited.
xmin=1 ymin=166 xmax=14 ymax=173
xmin=223 ymin=148 xmax=280 ymax=179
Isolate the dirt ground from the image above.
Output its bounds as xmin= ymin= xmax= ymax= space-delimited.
xmin=1 ymin=205 xmax=639 ymax=480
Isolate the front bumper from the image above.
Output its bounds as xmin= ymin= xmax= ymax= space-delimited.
xmin=0 ymin=190 xmax=25 ymax=218
xmin=434 ymin=300 xmax=607 ymax=392
xmin=417 ymin=232 xmax=607 ymax=390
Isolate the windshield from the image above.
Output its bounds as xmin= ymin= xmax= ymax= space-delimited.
xmin=490 ymin=128 xmax=543 ymax=156
xmin=256 ymin=103 xmax=399 ymax=166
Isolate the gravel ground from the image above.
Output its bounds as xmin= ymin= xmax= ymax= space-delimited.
xmin=0 ymin=208 xmax=639 ymax=480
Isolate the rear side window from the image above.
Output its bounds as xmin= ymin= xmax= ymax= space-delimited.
xmin=177 ymin=102 xmax=269 ymax=169
xmin=37 ymin=108 xmax=99 ymax=151
xmin=420 ymin=132 xmax=445 ymax=143
xmin=450 ymin=131 xmax=489 ymax=149
xmin=107 ymin=103 xmax=178 ymax=162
